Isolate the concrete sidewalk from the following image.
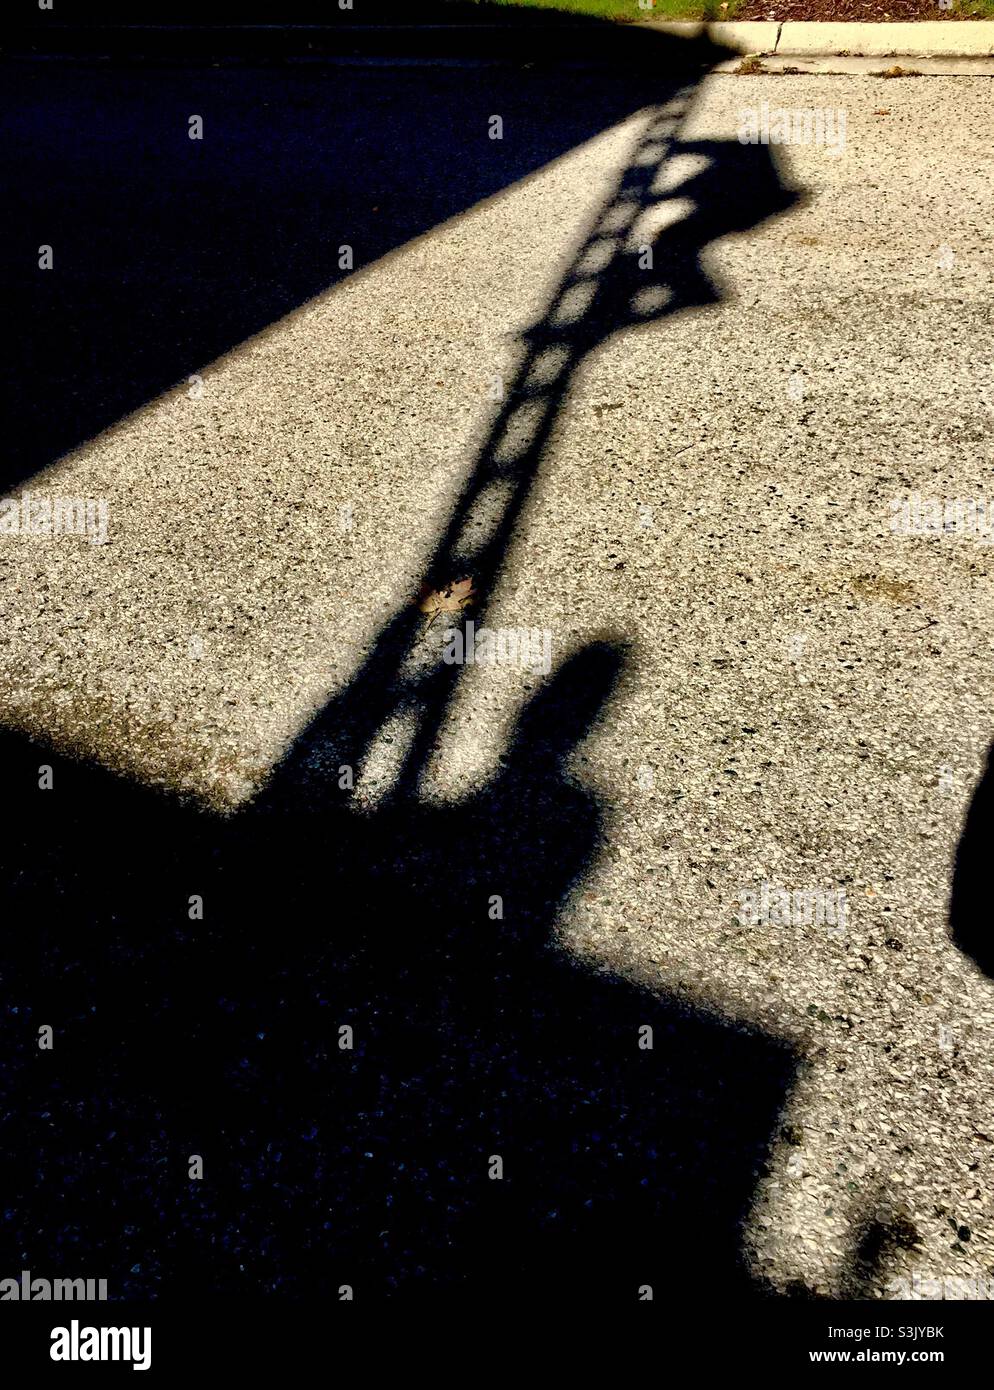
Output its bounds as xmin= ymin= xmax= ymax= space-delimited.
xmin=645 ymin=18 xmax=994 ymax=61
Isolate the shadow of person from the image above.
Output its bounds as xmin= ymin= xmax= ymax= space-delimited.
xmin=0 ymin=639 xmax=796 ymax=1301
xmin=950 ymin=748 xmax=994 ymax=977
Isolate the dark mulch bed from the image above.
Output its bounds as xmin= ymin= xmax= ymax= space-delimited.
xmin=734 ymin=0 xmax=988 ymax=19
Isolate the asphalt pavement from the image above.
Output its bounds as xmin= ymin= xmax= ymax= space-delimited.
xmin=2 ymin=51 xmax=993 ymax=1300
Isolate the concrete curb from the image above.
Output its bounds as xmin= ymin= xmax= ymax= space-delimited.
xmin=750 ymin=52 xmax=994 ymax=73
xmin=779 ymin=20 xmax=994 ymax=55
xmin=642 ymin=20 xmax=779 ymax=53
xmin=641 ymin=19 xmax=994 ymax=58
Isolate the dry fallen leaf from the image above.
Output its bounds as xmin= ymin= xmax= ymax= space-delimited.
xmin=873 ymin=65 xmax=922 ymax=79
xmin=418 ymin=577 xmax=477 ymax=630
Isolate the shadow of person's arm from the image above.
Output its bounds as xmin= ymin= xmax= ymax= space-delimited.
xmin=950 ymin=744 xmax=994 ymax=977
